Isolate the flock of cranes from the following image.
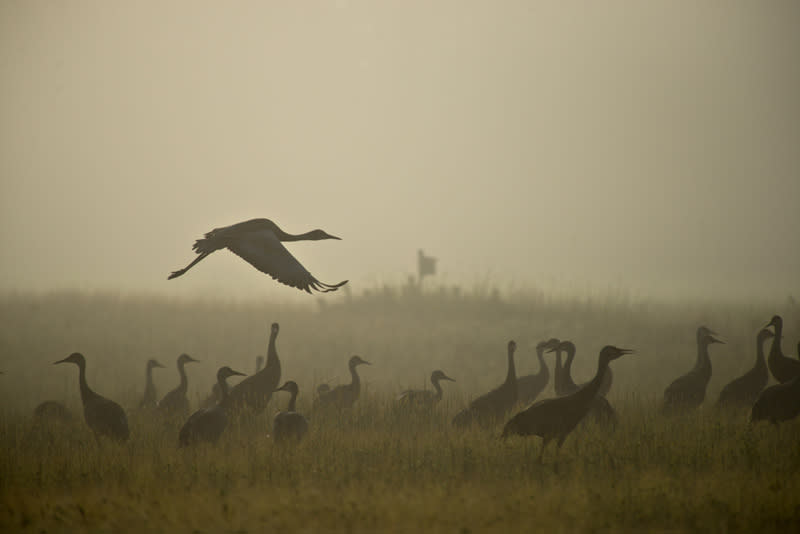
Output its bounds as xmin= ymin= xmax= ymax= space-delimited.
xmin=33 ymin=313 xmax=800 ymax=460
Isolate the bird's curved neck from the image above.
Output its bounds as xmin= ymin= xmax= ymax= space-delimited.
xmin=505 ymin=348 xmax=516 ymax=385
xmin=554 ymin=350 xmax=563 ymax=391
xmin=278 ymin=230 xmax=316 ymax=242
xmin=349 ymin=364 xmax=361 ymax=390
xmin=177 ymin=361 xmax=189 ymax=393
xmin=218 ymin=376 xmax=231 ymax=407
xmin=144 ymin=366 xmax=155 ymax=397
xmin=694 ymin=341 xmax=712 ymax=377
xmin=769 ymin=322 xmax=783 ymax=359
xmin=266 ymin=331 xmax=280 ymax=369
xmin=287 ymin=390 xmax=298 ymax=412
xmin=755 ymin=336 xmax=769 ymax=370
xmin=535 ymin=348 xmax=548 ymax=379
xmin=432 ymin=377 xmax=444 ymax=399
xmin=573 ymin=357 xmax=608 ymax=404
xmin=76 ymin=362 xmax=95 ymax=404
xmin=563 ymin=349 xmax=577 ymax=388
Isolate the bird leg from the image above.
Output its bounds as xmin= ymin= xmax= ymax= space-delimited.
xmin=168 ymin=252 xmax=211 ymax=280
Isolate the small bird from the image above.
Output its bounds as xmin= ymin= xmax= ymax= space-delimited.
xmin=54 ymin=353 xmax=129 ymax=441
xmin=396 ymin=370 xmax=456 ymax=409
xmin=502 ymin=346 xmax=634 ymax=462
xmin=313 ymin=355 xmax=371 ymax=411
xmin=272 ymin=381 xmax=308 ymax=443
xmin=662 ymin=326 xmax=724 ymax=414
xmin=716 ymin=328 xmax=774 ymax=409
xmin=517 ymin=339 xmax=559 ymax=406
xmin=765 ymin=315 xmax=800 ymax=383
xmin=168 ymin=218 xmax=348 ymax=293
xmin=139 ymin=358 xmax=165 ymax=409
xmin=158 ymin=354 xmax=199 ymax=417
xmin=179 ymin=366 xmax=247 ymax=447
xmin=452 ymin=341 xmax=519 ymax=427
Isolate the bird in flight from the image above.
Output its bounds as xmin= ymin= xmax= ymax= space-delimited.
xmin=168 ymin=218 xmax=348 ymax=293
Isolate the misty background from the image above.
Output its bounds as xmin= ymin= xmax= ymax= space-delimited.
xmin=2 ymin=1 xmax=798 ymax=301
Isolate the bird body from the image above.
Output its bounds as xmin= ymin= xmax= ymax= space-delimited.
xmin=158 ymin=354 xmax=199 ymax=417
xmin=517 ymin=339 xmax=559 ymax=406
xmin=179 ymin=366 xmax=246 ymax=447
xmin=314 ymin=355 xmax=371 ymax=411
xmin=34 ymin=400 xmax=74 ymax=422
xmin=716 ymin=329 xmax=773 ymax=408
xmin=396 ymin=370 xmax=455 ymax=409
xmin=765 ymin=315 xmax=800 ymax=383
xmin=662 ymin=327 xmax=724 ymax=413
xmin=228 ymin=323 xmax=282 ymax=413
xmin=273 ymin=381 xmax=308 ymax=442
xmin=452 ymin=341 xmax=518 ymax=427
xmin=55 ymin=353 xmax=129 ymax=441
xmin=751 ymin=375 xmax=800 ymax=424
xmin=139 ymin=358 xmax=165 ymax=409
xmin=168 ymin=218 xmax=347 ymax=293
xmin=502 ymin=346 xmax=633 ymax=461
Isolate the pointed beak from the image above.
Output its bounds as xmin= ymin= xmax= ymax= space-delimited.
xmin=328 ymin=233 xmax=342 ymax=240
xmin=443 ymin=375 xmax=456 ymax=382
xmin=231 ymin=370 xmax=246 ymax=377
xmin=619 ymin=348 xmax=635 ymax=355
xmin=361 ymin=360 xmax=371 ymax=365
xmin=53 ymin=358 xmax=68 ymax=365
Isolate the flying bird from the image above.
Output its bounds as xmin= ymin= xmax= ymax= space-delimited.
xmin=168 ymin=218 xmax=348 ymax=293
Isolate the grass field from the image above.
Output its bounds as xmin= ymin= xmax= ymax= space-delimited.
xmin=1 ymin=288 xmax=799 ymax=532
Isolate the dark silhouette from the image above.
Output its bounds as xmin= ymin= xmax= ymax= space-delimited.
xmin=54 ymin=353 xmax=129 ymax=441
xmin=179 ymin=366 xmax=246 ymax=447
xmin=553 ymin=341 xmax=613 ymax=398
xmin=452 ymin=341 xmax=518 ymax=427
xmin=661 ymin=326 xmax=724 ymax=413
xmin=139 ymin=358 xmax=165 ymax=409
xmin=228 ymin=323 xmax=281 ymax=413
xmin=517 ymin=339 xmax=560 ymax=405
xmin=716 ymin=328 xmax=773 ymax=409
xmin=765 ymin=315 xmax=800 ymax=383
xmin=751 ymin=375 xmax=800 ymax=424
xmin=396 ymin=370 xmax=455 ymax=408
xmin=34 ymin=400 xmax=74 ymax=422
xmin=158 ymin=354 xmax=199 ymax=417
xmin=273 ymin=381 xmax=308 ymax=443
xmin=168 ymin=218 xmax=348 ymax=293
xmin=313 ymin=355 xmax=371 ymax=411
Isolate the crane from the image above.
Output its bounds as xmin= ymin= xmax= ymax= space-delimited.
xmin=273 ymin=381 xmax=308 ymax=442
xmin=716 ymin=328 xmax=773 ymax=409
xmin=396 ymin=370 xmax=456 ymax=408
xmin=227 ymin=323 xmax=282 ymax=413
xmin=179 ymin=366 xmax=246 ymax=447
xmin=452 ymin=341 xmax=518 ymax=427
xmin=158 ymin=354 xmax=199 ymax=417
xmin=661 ymin=326 xmax=724 ymax=413
xmin=313 ymin=355 xmax=371 ymax=411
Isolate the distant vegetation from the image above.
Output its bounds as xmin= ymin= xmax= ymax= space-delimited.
xmin=0 ymin=287 xmax=798 ymax=531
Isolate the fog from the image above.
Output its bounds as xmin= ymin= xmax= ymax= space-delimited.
xmin=1 ymin=1 xmax=798 ymax=301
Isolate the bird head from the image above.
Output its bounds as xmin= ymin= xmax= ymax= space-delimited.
xmin=507 ymin=340 xmax=517 ymax=354
xmin=306 ymin=229 xmax=341 ymax=240
xmin=148 ymin=359 xmax=165 ymax=369
xmin=598 ymin=345 xmax=635 ymax=364
xmin=270 ymin=323 xmax=280 ymax=335
xmin=431 ymin=370 xmax=455 ymax=383
xmin=217 ymin=366 xmax=246 ymax=381
xmin=274 ymin=381 xmax=300 ymax=396
xmin=697 ymin=326 xmax=724 ymax=345
xmin=536 ymin=338 xmax=560 ymax=353
xmin=757 ymin=328 xmax=775 ymax=343
xmin=178 ymin=353 xmax=200 ymax=365
xmin=349 ymin=355 xmax=371 ymax=368
xmin=54 ymin=352 xmax=85 ymax=367
xmin=764 ymin=315 xmax=782 ymax=331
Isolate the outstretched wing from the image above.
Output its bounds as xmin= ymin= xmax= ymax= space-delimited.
xmin=226 ymin=228 xmax=344 ymax=293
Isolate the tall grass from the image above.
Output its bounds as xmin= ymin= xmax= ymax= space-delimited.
xmin=0 ymin=288 xmax=798 ymax=532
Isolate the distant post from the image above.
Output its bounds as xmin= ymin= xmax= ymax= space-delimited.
xmin=417 ymin=249 xmax=437 ymax=286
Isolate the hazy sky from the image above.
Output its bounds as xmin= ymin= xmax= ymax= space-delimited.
xmin=1 ymin=1 xmax=798 ymax=300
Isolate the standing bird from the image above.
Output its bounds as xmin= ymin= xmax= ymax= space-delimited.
xmin=716 ymin=328 xmax=774 ymax=409
xmin=139 ymin=358 xmax=165 ymax=409
xmin=502 ymin=346 xmax=634 ymax=462
xmin=517 ymin=339 xmax=560 ymax=405
xmin=396 ymin=370 xmax=456 ymax=409
xmin=228 ymin=323 xmax=282 ymax=413
xmin=765 ymin=315 xmax=800 ymax=383
xmin=158 ymin=354 xmax=199 ymax=417
xmin=179 ymin=366 xmax=247 ymax=447
xmin=553 ymin=341 xmax=613 ymax=398
xmin=452 ymin=341 xmax=519 ymax=427
xmin=662 ymin=326 xmax=724 ymax=413
xmin=200 ymin=355 xmax=263 ymax=410
xmin=167 ymin=218 xmax=348 ymax=294
xmin=751 ymin=352 xmax=800 ymax=424
xmin=54 ymin=353 xmax=129 ymax=441
xmin=313 ymin=355 xmax=371 ymax=411
xmin=273 ymin=381 xmax=308 ymax=442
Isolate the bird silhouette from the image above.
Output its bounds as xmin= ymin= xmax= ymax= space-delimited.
xmin=34 ymin=400 xmax=74 ymax=423
xmin=502 ymin=346 xmax=633 ymax=462
xmin=272 ymin=381 xmax=308 ymax=443
xmin=313 ymin=355 xmax=371 ymax=411
xmin=751 ymin=373 xmax=800 ymax=424
xmin=661 ymin=326 xmax=724 ymax=413
xmin=168 ymin=218 xmax=348 ymax=293
xmin=396 ymin=370 xmax=456 ymax=409
xmin=716 ymin=328 xmax=773 ymax=409
xmin=452 ymin=341 xmax=519 ymax=427
xmin=228 ymin=323 xmax=282 ymax=413
xmin=552 ymin=341 xmax=613 ymax=398
xmin=158 ymin=354 xmax=199 ymax=417
xmin=517 ymin=339 xmax=559 ymax=406
xmin=179 ymin=366 xmax=246 ymax=447
xmin=765 ymin=315 xmax=800 ymax=383
xmin=139 ymin=358 xmax=165 ymax=409
xmin=54 ymin=353 xmax=129 ymax=441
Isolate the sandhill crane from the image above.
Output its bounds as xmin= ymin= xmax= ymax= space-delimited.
xmin=200 ymin=355 xmax=264 ymax=410
xmin=158 ymin=354 xmax=199 ymax=417
xmin=396 ymin=370 xmax=456 ymax=409
xmin=313 ymin=355 xmax=371 ymax=411
xmin=34 ymin=400 xmax=74 ymax=422
xmin=179 ymin=366 xmax=246 ymax=447
xmin=452 ymin=341 xmax=518 ymax=427
xmin=662 ymin=326 xmax=724 ymax=414
xmin=552 ymin=341 xmax=613 ymax=398
xmin=228 ymin=323 xmax=282 ymax=413
xmin=751 ymin=374 xmax=800 ymax=424
xmin=139 ymin=359 xmax=165 ymax=409
xmin=765 ymin=315 xmax=800 ymax=383
xmin=502 ymin=346 xmax=633 ymax=462
xmin=273 ymin=381 xmax=308 ymax=443
xmin=168 ymin=218 xmax=348 ymax=294
xmin=716 ymin=328 xmax=773 ymax=409
xmin=517 ymin=339 xmax=559 ymax=406
xmin=54 ymin=353 xmax=129 ymax=441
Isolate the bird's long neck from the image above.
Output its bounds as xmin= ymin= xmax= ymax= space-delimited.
xmin=572 ymin=357 xmax=609 ymax=405
xmin=432 ymin=377 xmax=444 ymax=400
xmin=144 ymin=365 xmax=155 ymax=398
xmin=694 ymin=341 xmax=712 ymax=378
xmin=554 ymin=349 xmax=563 ymax=392
xmin=277 ymin=230 xmax=317 ymax=242
xmin=177 ymin=361 xmax=188 ymax=393
xmin=266 ymin=331 xmax=279 ymax=369
xmin=218 ymin=376 xmax=231 ymax=407
xmin=769 ymin=321 xmax=783 ymax=360
xmin=505 ymin=348 xmax=516 ymax=385
xmin=287 ymin=390 xmax=297 ymax=412
xmin=536 ymin=348 xmax=549 ymax=382
xmin=563 ymin=348 xmax=577 ymax=389
xmin=77 ymin=362 xmax=95 ymax=404
xmin=755 ymin=336 xmax=769 ymax=370
xmin=349 ymin=364 xmax=361 ymax=391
